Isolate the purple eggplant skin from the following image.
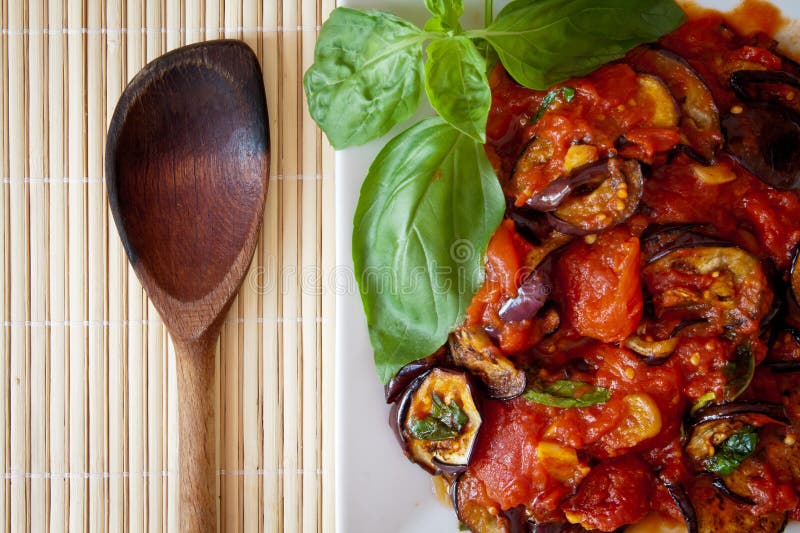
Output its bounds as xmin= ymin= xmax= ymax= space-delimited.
xmin=766 ymin=360 xmax=800 ymax=373
xmin=499 ymin=262 xmax=553 ymax=322
xmin=544 ymin=213 xmax=597 ymax=237
xmin=688 ymin=473 xmax=789 ymax=533
xmin=690 ymin=400 xmax=789 ymax=427
xmin=385 ymin=356 xmax=436 ymax=404
xmin=526 ymin=160 xmax=613 ymax=211
xmin=451 ymin=472 xmax=513 ymax=533
xmin=710 ymin=476 xmax=756 ymax=506
xmin=390 ymin=368 xmax=482 ymax=476
xmin=790 ymin=244 xmax=800 ymax=306
xmin=450 ymin=481 xmax=589 ymax=533
xmin=626 ymin=46 xmax=723 ymax=163
xmin=640 ymin=224 xmax=734 ymax=265
xmin=730 ymin=70 xmax=800 ymax=114
xmin=722 ymin=102 xmax=800 ymax=190
xmin=527 ymin=522 xmax=590 ymax=533
xmin=659 ymin=475 xmax=699 ymax=533
xmin=507 ymin=205 xmax=553 ymax=246
xmin=626 ymin=318 xmax=709 ymax=366
xmin=543 ymin=159 xmax=644 ymax=235
xmin=673 ymin=144 xmax=715 ymax=166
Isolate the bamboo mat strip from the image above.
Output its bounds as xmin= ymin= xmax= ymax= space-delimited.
xmin=0 ymin=0 xmax=336 ymax=531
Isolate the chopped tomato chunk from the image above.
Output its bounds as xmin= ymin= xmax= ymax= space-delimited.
xmin=562 ymin=456 xmax=654 ymax=532
xmin=556 ymin=227 xmax=643 ymax=343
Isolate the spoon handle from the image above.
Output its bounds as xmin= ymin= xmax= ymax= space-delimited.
xmin=176 ymin=338 xmax=217 ymax=532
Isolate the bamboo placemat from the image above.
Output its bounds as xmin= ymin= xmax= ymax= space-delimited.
xmin=0 ymin=0 xmax=336 ymax=530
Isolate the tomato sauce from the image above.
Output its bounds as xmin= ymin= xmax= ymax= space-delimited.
xmin=457 ymin=8 xmax=800 ymax=532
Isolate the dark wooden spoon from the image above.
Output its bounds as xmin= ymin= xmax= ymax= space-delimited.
xmin=106 ymin=40 xmax=269 ymax=531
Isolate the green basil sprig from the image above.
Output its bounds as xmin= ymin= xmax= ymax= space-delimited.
xmin=304 ymin=0 xmax=685 ymax=383
xmin=529 ymin=86 xmax=575 ymax=126
xmin=303 ymin=8 xmax=426 ymax=150
xmin=723 ymin=343 xmax=755 ymax=401
xmin=523 ymin=379 xmax=611 ymax=408
xmin=474 ymin=0 xmax=686 ymax=90
xmin=705 ymin=425 xmax=759 ymax=476
xmin=407 ymin=392 xmax=469 ymax=441
xmin=353 ymin=118 xmax=504 ymax=384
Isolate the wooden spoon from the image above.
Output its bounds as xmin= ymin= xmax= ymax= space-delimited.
xmin=105 ymin=40 xmax=269 ymax=531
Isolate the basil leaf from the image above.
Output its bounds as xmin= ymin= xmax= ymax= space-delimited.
xmin=353 ymin=117 xmax=504 ymax=384
xmin=523 ymin=379 xmax=611 ymax=408
xmin=479 ymin=0 xmax=685 ymax=90
xmin=408 ymin=392 xmax=469 ymax=441
xmin=529 ymin=86 xmax=575 ymax=126
xmin=303 ymin=7 xmax=424 ymax=149
xmin=425 ymin=36 xmax=491 ymax=142
xmin=723 ymin=343 xmax=755 ymax=401
xmin=706 ymin=425 xmax=759 ymax=476
xmin=424 ymin=0 xmax=463 ymax=32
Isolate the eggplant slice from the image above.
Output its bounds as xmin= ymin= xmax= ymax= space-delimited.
xmin=730 ymin=70 xmax=800 ymax=115
xmin=453 ymin=474 xmax=591 ymax=533
xmin=627 ymin=46 xmax=723 ymax=163
xmin=642 ymin=245 xmax=770 ymax=336
xmin=791 ymin=245 xmax=800 ymax=306
xmin=624 ymin=318 xmax=709 ymax=365
xmin=767 ymin=326 xmax=800 ymax=372
xmin=722 ymin=102 xmax=800 ymax=190
xmin=452 ymin=472 xmax=515 ymax=533
xmin=659 ymin=475 xmax=699 ymax=533
xmin=688 ymin=474 xmax=788 ymax=533
xmin=449 ymin=326 xmax=527 ymax=400
xmin=391 ymin=368 xmax=482 ymax=475
xmin=686 ymin=402 xmax=788 ymax=475
xmin=524 ymin=159 xmax=643 ymax=235
xmin=640 ymin=224 xmax=732 ymax=265
xmin=691 ymin=401 xmax=790 ymax=427
xmin=384 ymin=356 xmax=437 ymax=404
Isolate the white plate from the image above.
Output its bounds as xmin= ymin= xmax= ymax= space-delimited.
xmin=334 ymin=1 xmax=800 ymax=531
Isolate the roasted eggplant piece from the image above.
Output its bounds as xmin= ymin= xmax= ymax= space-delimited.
xmin=391 ymin=368 xmax=482 ymax=475
xmin=507 ymin=205 xmax=554 ymax=245
xmin=527 ymin=522 xmax=589 ymax=533
xmin=635 ymin=73 xmax=681 ymax=128
xmin=385 ymin=356 xmax=437 ymax=404
xmin=791 ymin=245 xmax=800 ymax=306
xmin=722 ymin=102 xmax=800 ymax=190
xmin=730 ymin=69 xmax=800 ymax=114
xmin=624 ymin=318 xmax=708 ymax=365
xmin=766 ymin=326 xmax=800 ymax=372
xmin=686 ymin=402 xmax=788 ymax=475
xmin=761 ymin=424 xmax=800 ymax=491
xmin=627 ymin=46 xmax=723 ymax=162
xmin=512 ymin=136 xmax=555 ymax=187
xmin=452 ymin=472 xmax=516 ymax=533
xmin=640 ymin=224 xmax=732 ymax=265
xmin=525 ymin=159 xmax=643 ymax=235
xmin=624 ymin=335 xmax=679 ymax=364
xmin=691 ymin=401 xmax=790 ymax=427
xmin=449 ymin=326 xmax=527 ymax=400
xmin=659 ymin=475 xmax=698 ymax=533
xmin=498 ymin=267 xmax=550 ymax=322
xmin=499 ymin=251 xmax=559 ymax=322
xmin=711 ymin=451 xmax=794 ymax=525
xmin=642 ymin=245 xmax=770 ymax=336
xmin=710 ymin=476 xmax=756 ymax=506
xmin=688 ymin=474 xmax=788 ymax=533
xmin=723 ymin=343 xmax=756 ymax=402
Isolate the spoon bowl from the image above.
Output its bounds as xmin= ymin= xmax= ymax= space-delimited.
xmin=106 ymin=40 xmax=269 ymax=531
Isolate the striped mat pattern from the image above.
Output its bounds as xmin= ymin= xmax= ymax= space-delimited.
xmin=0 ymin=0 xmax=336 ymax=530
